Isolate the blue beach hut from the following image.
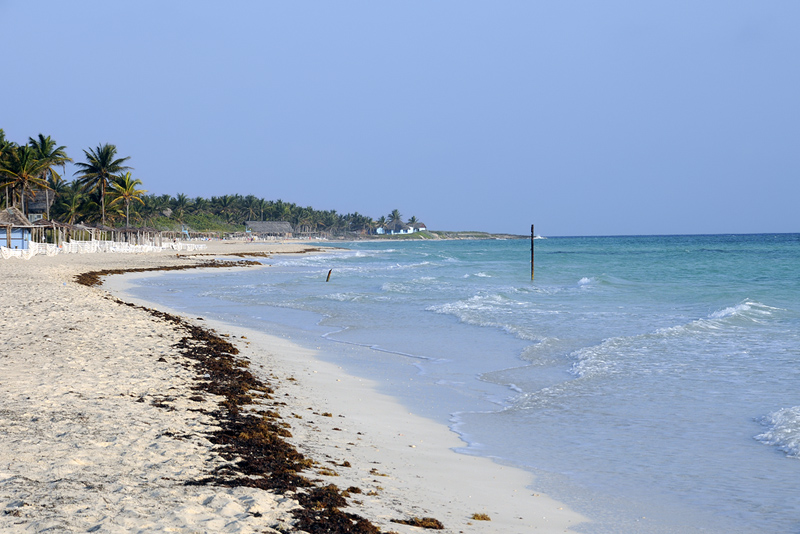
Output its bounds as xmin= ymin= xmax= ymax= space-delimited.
xmin=0 ymin=207 xmax=34 ymax=249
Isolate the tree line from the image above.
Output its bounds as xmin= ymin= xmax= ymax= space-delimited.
xmin=0 ymin=130 xmax=418 ymax=235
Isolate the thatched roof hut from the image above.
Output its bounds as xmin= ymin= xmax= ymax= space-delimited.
xmin=33 ymin=218 xmax=78 ymax=246
xmin=245 ymin=221 xmax=294 ymax=238
xmin=0 ymin=207 xmax=34 ymax=249
xmin=98 ymin=226 xmax=163 ymax=246
xmin=34 ymin=219 xmax=74 ymax=229
xmin=385 ymin=220 xmax=411 ymax=234
xmin=0 ymin=207 xmax=33 ymax=227
xmin=26 ymin=188 xmax=55 ymax=220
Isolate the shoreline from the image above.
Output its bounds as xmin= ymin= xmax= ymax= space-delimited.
xmin=1 ymin=241 xmax=586 ymax=533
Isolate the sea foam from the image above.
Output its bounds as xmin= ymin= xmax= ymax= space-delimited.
xmin=756 ymin=406 xmax=800 ymax=458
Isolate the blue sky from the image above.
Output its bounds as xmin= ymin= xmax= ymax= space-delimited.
xmin=2 ymin=1 xmax=798 ymax=236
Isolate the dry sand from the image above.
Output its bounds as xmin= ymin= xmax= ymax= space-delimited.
xmin=1 ymin=241 xmax=587 ymax=533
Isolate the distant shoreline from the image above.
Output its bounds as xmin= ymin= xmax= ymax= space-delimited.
xmin=322 ymin=230 xmax=529 ymax=241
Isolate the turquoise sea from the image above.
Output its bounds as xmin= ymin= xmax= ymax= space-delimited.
xmin=125 ymin=234 xmax=800 ymax=533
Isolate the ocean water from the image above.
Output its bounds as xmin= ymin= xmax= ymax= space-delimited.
xmin=124 ymin=235 xmax=800 ymax=533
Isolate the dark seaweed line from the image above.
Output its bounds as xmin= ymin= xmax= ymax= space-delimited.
xmin=73 ymin=259 xmax=263 ymax=287
xmin=76 ymin=262 xmax=443 ymax=533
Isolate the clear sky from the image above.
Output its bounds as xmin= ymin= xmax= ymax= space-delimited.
xmin=2 ymin=1 xmax=798 ymax=236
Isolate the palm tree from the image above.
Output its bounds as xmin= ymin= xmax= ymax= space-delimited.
xmin=296 ymin=208 xmax=315 ymax=234
xmin=104 ymin=203 xmax=126 ymax=227
xmin=212 ymin=194 xmax=238 ymax=222
xmin=47 ymin=173 xmax=69 ymax=196
xmin=139 ymin=194 xmax=171 ymax=226
xmin=0 ymin=129 xmax=13 ymax=158
xmin=28 ymin=134 xmax=72 ymax=219
xmin=407 ymin=215 xmax=418 ymax=225
xmin=108 ymin=172 xmax=147 ymax=227
xmin=345 ymin=212 xmax=372 ymax=234
xmin=52 ymin=181 xmax=87 ymax=224
xmin=366 ymin=217 xmax=378 ymax=235
xmin=171 ymin=193 xmax=190 ymax=222
xmin=73 ymin=143 xmax=131 ymax=225
xmin=271 ymin=199 xmax=286 ymax=220
xmin=257 ymin=198 xmax=269 ymax=221
xmin=266 ymin=198 xmax=293 ymax=222
xmin=192 ymin=196 xmax=209 ymax=214
xmin=0 ymin=145 xmax=50 ymax=216
xmin=0 ymin=131 xmax=18 ymax=209
xmin=242 ymin=195 xmax=261 ymax=221
xmin=388 ymin=209 xmax=402 ymax=223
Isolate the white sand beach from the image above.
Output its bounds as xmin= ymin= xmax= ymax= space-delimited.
xmin=1 ymin=241 xmax=586 ymax=533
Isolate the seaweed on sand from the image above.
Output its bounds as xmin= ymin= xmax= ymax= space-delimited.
xmin=74 ymin=259 xmax=261 ymax=287
xmin=77 ymin=263 xmax=403 ymax=533
xmin=291 ymin=485 xmax=380 ymax=534
xmin=390 ymin=517 xmax=445 ymax=529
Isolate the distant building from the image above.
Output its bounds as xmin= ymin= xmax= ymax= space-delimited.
xmin=26 ymin=187 xmax=55 ymax=222
xmin=376 ymin=221 xmax=427 ymax=235
xmin=245 ymin=221 xmax=294 ymax=238
xmin=0 ymin=207 xmax=34 ymax=249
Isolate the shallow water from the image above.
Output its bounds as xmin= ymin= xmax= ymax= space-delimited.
xmin=126 ymin=235 xmax=800 ymax=533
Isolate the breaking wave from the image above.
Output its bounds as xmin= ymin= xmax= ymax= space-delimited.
xmin=570 ymin=300 xmax=780 ymax=379
xmin=756 ymin=406 xmax=800 ymax=458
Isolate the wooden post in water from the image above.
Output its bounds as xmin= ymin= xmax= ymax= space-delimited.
xmin=530 ymin=224 xmax=535 ymax=280
xmin=326 ymin=269 xmax=332 ymax=282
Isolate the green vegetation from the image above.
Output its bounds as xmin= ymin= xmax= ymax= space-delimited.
xmin=73 ymin=143 xmax=131 ymax=226
xmin=378 ymin=230 xmax=434 ymax=240
xmin=427 ymin=230 xmax=522 ymax=239
xmin=108 ymin=172 xmax=146 ymax=228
